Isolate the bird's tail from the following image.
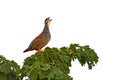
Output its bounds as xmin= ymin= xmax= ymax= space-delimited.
xmin=23 ymin=49 xmax=29 ymax=53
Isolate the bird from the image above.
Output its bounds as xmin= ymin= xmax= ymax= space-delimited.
xmin=23 ymin=17 xmax=52 ymax=53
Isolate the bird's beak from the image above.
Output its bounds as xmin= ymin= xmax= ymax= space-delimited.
xmin=48 ymin=17 xmax=52 ymax=21
xmin=50 ymin=19 xmax=52 ymax=21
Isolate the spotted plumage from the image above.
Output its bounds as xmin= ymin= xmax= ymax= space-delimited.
xmin=23 ymin=17 xmax=52 ymax=53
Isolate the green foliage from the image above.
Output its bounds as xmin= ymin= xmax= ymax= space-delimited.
xmin=21 ymin=44 xmax=99 ymax=80
xmin=0 ymin=43 xmax=99 ymax=80
xmin=21 ymin=47 xmax=72 ymax=80
xmin=0 ymin=55 xmax=20 ymax=80
xmin=69 ymin=44 xmax=99 ymax=69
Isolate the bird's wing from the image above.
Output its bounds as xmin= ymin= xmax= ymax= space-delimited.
xmin=28 ymin=34 xmax=44 ymax=50
xmin=27 ymin=32 xmax=50 ymax=51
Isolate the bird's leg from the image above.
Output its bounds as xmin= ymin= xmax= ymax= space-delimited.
xmin=37 ymin=49 xmax=42 ymax=53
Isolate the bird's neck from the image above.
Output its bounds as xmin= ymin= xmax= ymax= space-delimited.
xmin=43 ymin=25 xmax=50 ymax=33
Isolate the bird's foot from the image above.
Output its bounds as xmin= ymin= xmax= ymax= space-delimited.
xmin=37 ymin=49 xmax=43 ymax=53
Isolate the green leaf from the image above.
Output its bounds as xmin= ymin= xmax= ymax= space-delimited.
xmin=0 ymin=43 xmax=98 ymax=80
xmin=0 ymin=55 xmax=20 ymax=80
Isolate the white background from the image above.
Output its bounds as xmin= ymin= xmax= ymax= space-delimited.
xmin=0 ymin=0 xmax=120 ymax=80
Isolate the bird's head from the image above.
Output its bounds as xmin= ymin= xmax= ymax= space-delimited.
xmin=44 ymin=17 xmax=52 ymax=26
